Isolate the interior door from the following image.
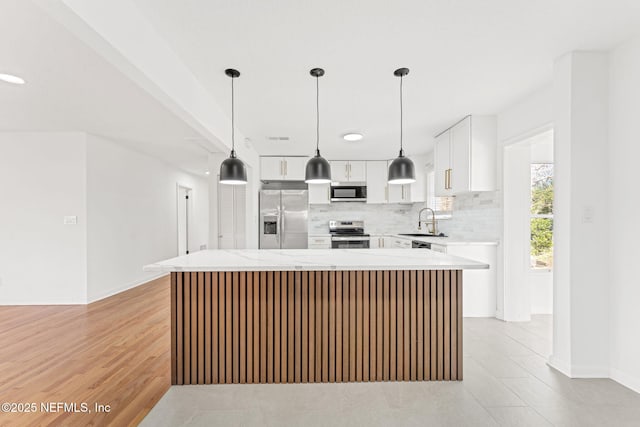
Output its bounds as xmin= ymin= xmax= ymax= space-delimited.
xmin=233 ymin=184 xmax=246 ymax=249
xmin=281 ymin=190 xmax=308 ymax=249
xmin=177 ymin=186 xmax=191 ymax=255
xmin=218 ymin=181 xmax=235 ymax=248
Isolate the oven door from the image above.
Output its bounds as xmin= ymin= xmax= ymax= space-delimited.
xmin=331 ymin=236 xmax=370 ymax=249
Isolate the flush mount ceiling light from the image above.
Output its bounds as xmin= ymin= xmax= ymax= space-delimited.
xmin=219 ymin=68 xmax=247 ymax=185
xmin=0 ymin=73 xmax=25 ymax=85
xmin=388 ymin=67 xmax=416 ymax=185
xmin=305 ymin=68 xmax=332 ymax=184
xmin=343 ymin=133 xmax=363 ymax=142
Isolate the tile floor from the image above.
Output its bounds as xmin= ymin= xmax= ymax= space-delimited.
xmin=142 ymin=316 xmax=640 ymax=426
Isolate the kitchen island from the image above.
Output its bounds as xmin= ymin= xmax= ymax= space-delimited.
xmin=144 ymin=249 xmax=487 ymax=385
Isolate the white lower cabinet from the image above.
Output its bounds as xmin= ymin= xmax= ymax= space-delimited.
xmin=391 ymin=237 xmax=412 ymax=248
xmin=436 ymin=244 xmax=497 ymax=317
xmin=308 ymin=235 xmax=331 ymax=249
xmin=370 ymin=235 xmax=386 ymax=248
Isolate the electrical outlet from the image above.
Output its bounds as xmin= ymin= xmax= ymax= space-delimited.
xmin=200 ymin=244 xmax=207 ymax=250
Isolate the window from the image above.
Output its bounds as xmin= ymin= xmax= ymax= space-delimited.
xmin=530 ymin=163 xmax=553 ymax=269
xmin=426 ymin=170 xmax=453 ymax=214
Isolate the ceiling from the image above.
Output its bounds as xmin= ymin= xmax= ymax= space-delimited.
xmin=0 ymin=0 xmax=213 ymax=176
xmin=132 ymin=0 xmax=640 ymax=160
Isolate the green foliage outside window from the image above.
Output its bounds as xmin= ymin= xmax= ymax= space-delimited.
xmin=531 ymin=164 xmax=553 ymax=269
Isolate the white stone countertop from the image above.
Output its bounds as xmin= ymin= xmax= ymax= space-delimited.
xmin=144 ymin=249 xmax=489 ymax=273
xmin=388 ymin=234 xmax=499 ymax=246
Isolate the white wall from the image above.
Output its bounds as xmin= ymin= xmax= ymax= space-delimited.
xmin=609 ymin=35 xmax=640 ymax=392
xmin=0 ymin=132 xmax=209 ymax=305
xmin=86 ymin=134 xmax=209 ymax=302
xmin=550 ymin=51 xmax=610 ymax=378
xmin=0 ymin=132 xmax=87 ymax=304
xmin=496 ymin=85 xmax=553 ymax=320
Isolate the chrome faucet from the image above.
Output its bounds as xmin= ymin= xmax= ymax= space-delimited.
xmin=418 ymin=207 xmax=438 ymax=235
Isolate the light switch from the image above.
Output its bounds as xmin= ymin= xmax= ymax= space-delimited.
xmin=64 ymin=216 xmax=78 ymax=225
xmin=582 ymin=206 xmax=594 ymax=223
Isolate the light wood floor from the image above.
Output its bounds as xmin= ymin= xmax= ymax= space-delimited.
xmin=0 ymin=276 xmax=171 ymax=427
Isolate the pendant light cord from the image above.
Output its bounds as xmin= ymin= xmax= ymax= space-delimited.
xmin=231 ymin=76 xmax=235 ymax=154
xmin=316 ymin=75 xmax=320 ymax=153
xmin=400 ymin=74 xmax=404 ymax=154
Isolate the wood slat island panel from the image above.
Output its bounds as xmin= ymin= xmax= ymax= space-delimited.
xmin=171 ymin=270 xmax=463 ymax=384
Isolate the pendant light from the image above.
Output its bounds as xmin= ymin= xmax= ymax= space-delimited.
xmin=388 ymin=68 xmax=416 ymax=184
xmin=219 ymin=68 xmax=248 ymax=185
xmin=305 ymin=68 xmax=332 ymax=184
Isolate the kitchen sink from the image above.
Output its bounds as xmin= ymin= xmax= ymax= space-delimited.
xmin=399 ymin=233 xmax=447 ymax=237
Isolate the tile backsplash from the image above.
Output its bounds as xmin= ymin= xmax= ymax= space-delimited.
xmin=309 ymin=191 xmax=501 ymax=241
xmin=437 ymin=192 xmax=502 ymax=240
xmin=309 ymin=203 xmax=426 ymax=234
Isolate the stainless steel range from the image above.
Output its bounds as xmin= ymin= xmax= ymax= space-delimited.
xmin=329 ymin=220 xmax=370 ymax=249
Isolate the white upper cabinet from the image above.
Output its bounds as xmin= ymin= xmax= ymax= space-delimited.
xmin=387 ymin=181 xmax=411 ymax=203
xmin=434 ymin=115 xmax=496 ymax=196
xmin=387 ymin=158 xmax=426 ymax=204
xmin=348 ymin=161 xmax=366 ymax=181
xmin=260 ymin=156 xmax=308 ymax=181
xmin=330 ymin=160 xmax=366 ymax=182
xmin=434 ymin=131 xmax=452 ymax=197
xmin=366 ymin=161 xmax=388 ymax=204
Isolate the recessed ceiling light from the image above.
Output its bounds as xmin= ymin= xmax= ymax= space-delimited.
xmin=0 ymin=73 xmax=26 ymax=85
xmin=343 ymin=133 xmax=363 ymax=142
xmin=205 ymin=170 xmax=210 ymax=175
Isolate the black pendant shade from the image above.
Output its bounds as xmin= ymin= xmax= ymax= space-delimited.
xmin=305 ymin=149 xmax=332 ymax=184
xmin=220 ymin=149 xmax=248 ymax=184
xmin=388 ymin=67 xmax=416 ymax=184
xmin=388 ymin=149 xmax=416 ymax=184
xmin=305 ymin=68 xmax=332 ymax=184
xmin=220 ymin=68 xmax=248 ymax=185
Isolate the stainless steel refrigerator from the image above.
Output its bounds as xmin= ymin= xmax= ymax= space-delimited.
xmin=259 ymin=190 xmax=308 ymax=249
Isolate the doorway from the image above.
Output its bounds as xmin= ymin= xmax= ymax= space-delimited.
xmin=177 ymin=185 xmax=192 ymax=255
xmin=217 ymin=176 xmax=246 ymax=249
xmin=503 ymin=128 xmax=554 ymax=323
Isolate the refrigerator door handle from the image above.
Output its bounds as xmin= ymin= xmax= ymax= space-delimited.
xmin=280 ymin=208 xmax=285 ymax=248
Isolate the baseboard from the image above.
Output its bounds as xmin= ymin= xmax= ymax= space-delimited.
xmin=569 ymin=365 xmax=609 ymax=378
xmin=87 ymin=273 xmax=168 ymax=303
xmin=547 ymin=356 xmax=609 ymax=378
xmin=547 ymin=355 xmax=572 ymax=377
xmin=610 ymin=368 xmax=640 ymax=394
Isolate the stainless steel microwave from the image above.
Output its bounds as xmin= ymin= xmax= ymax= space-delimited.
xmin=330 ymin=184 xmax=367 ymax=202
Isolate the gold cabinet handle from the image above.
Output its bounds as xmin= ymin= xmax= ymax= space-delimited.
xmin=280 ymin=160 xmax=284 ymax=177
xmin=444 ymin=169 xmax=448 ymax=190
xmin=284 ymin=159 xmax=287 ymax=177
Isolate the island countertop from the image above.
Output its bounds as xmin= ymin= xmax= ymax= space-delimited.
xmin=143 ymin=248 xmax=489 ymax=272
